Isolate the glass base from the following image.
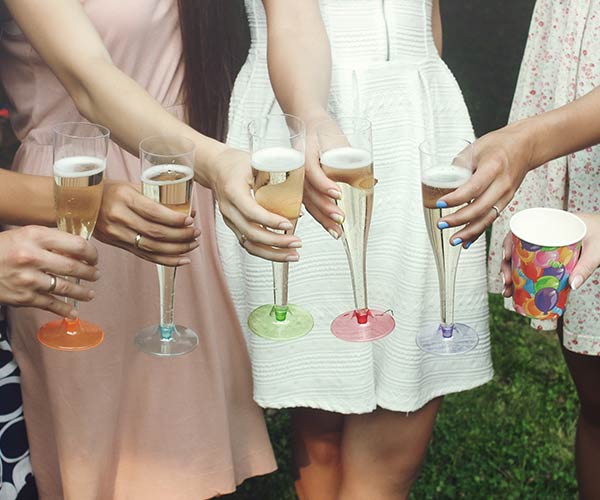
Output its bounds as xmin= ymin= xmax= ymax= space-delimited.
xmin=248 ymin=304 xmax=314 ymax=341
xmin=331 ymin=309 xmax=395 ymax=342
xmin=416 ymin=323 xmax=479 ymax=355
xmin=37 ymin=318 xmax=104 ymax=351
xmin=135 ymin=324 xmax=198 ymax=357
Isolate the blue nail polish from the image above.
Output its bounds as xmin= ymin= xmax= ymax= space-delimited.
xmin=436 ymin=200 xmax=448 ymax=208
xmin=465 ymin=241 xmax=472 ymax=249
xmin=452 ymin=238 xmax=463 ymax=246
xmin=437 ymin=221 xmax=449 ymax=230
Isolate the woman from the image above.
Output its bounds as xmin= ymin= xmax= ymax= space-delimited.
xmin=216 ymin=1 xmax=493 ymax=497
xmin=437 ymin=1 xmax=600 ymax=496
xmin=0 ymin=0 xmax=297 ymax=497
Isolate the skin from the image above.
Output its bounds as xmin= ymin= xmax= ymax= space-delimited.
xmin=4 ymin=0 xmax=300 ymax=263
xmin=264 ymin=1 xmax=445 ymax=498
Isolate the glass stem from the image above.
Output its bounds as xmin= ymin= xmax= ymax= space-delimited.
xmin=64 ymin=277 xmax=80 ymax=335
xmin=272 ymin=261 xmax=289 ymax=322
xmin=342 ymin=235 xmax=369 ymax=325
xmin=437 ymin=225 xmax=459 ymax=339
xmin=157 ymin=264 xmax=177 ymax=340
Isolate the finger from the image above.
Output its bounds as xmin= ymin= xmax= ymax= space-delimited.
xmin=439 ymin=185 xmax=505 ymax=229
xmin=47 ymin=276 xmax=95 ymax=302
xmin=448 ymin=196 xmax=510 ymax=246
xmin=243 ymin=240 xmax=301 ymax=262
xmin=231 ymin=188 xmax=295 ymax=231
xmin=135 ymin=231 xmax=200 ymax=256
xmin=303 ymin=199 xmax=342 ymax=239
xmin=500 ymin=234 xmax=514 ymax=296
xmin=38 ymin=251 xmax=100 ymax=282
xmin=570 ymin=247 xmax=600 ymax=290
xmin=304 ymin=183 xmax=344 ymax=224
xmin=306 ymin=158 xmax=342 ymax=199
xmin=130 ymin=189 xmax=194 ymax=227
xmin=30 ymin=293 xmax=78 ymax=319
xmin=129 ymin=210 xmax=200 ymax=243
xmin=40 ymin=229 xmax=99 ymax=265
xmin=225 ymin=207 xmax=301 ymax=250
xmin=133 ymin=249 xmax=192 ymax=267
xmin=436 ymin=166 xmax=497 ymax=209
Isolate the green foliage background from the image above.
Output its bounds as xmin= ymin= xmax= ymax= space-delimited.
xmin=228 ymin=2 xmax=580 ymax=499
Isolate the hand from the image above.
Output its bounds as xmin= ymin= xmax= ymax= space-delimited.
xmin=569 ymin=213 xmax=600 ymax=290
xmin=499 ymin=232 xmax=514 ymax=297
xmin=302 ymin=117 xmax=345 ymax=239
xmin=0 ymin=226 xmax=99 ymax=317
xmin=208 ymin=147 xmax=302 ymax=262
xmin=94 ymin=182 xmax=199 ymax=267
xmin=436 ymin=121 xmax=536 ymax=247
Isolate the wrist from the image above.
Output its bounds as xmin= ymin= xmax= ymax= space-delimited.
xmin=194 ymin=139 xmax=229 ymax=189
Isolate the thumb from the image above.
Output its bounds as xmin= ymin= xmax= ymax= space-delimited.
xmin=306 ymin=157 xmax=341 ymax=199
xmin=570 ymin=249 xmax=600 ymax=290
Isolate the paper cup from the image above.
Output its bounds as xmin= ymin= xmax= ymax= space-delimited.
xmin=509 ymin=208 xmax=586 ymax=320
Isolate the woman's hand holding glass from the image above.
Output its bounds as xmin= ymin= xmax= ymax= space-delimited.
xmin=0 ymin=226 xmax=99 ymax=317
xmin=94 ymin=182 xmax=200 ymax=267
xmin=208 ymin=147 xmax=302 ymax=262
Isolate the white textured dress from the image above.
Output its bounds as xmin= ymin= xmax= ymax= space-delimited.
xmin=217 ymin=0 xmax=493 ymax=413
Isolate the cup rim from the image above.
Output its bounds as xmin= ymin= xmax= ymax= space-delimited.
xmin=139 ymin=135 xmax=196 ymax=158
xmin=247 ymin=113 xmax=306 ymax=142
xmin=53 ymin=121 xmax=110 ymax=140
xmin=509 ymin=207 xmax=587 ymax=247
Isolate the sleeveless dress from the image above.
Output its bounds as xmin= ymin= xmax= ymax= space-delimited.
xmin=216 ymin=0 xmax=493 ymax=413
xmin=0 ymin=2 xmax=276 ymax=499
xmin=488 ymin=0 xmax=600 ymax=355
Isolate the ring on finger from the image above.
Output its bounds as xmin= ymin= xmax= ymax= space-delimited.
xmin=134 ymin=233 xmax=143 ymax=249
xmin=47 ymin=275 xmax=57 ymax=293
xmin=491 ymin=205 xmax=501 ymax=218
xmin=239 ymin=233 xmax=248 ymax=247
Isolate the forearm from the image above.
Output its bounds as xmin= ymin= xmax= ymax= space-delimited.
xmin=0 ymin=171 xmax=55 ymax=226
xmin=432 ymin=0 xmax=443 ymax=56
xmin=266 ymin=2 xmax=332 ymax=124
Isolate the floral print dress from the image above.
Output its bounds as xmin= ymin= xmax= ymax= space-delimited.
xmin=488 ymin=0 xmax=600 ymax=355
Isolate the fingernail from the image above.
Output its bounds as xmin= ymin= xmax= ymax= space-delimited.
xmin=184 ymin=216 xmax=194 ymax=226
xmin=93 ymin=270 xmax=101 ymax=281
xmin=502 ymin=248 xmax=506 ymax=261
xmin=191 ymin=241 xmax=200 ymax=250
xmin=328 ymin=229 xmax=340 ymax=240
xmin=279 ymin=221 xmax=293 ymax=230
xmin=328 ymin=189 xmax=342 ymax=200
xmin=501 ymin=274 xmax=505 ymax=287
xmin=288 ymin=241 xmax=302 ymax=248
xmin=437 ymin=221 xmax=449 ymax=230
xmin=330 ymin=213 xmax=344 ymax=224
xmin=571 ymin=275 xmax=583 ymax=290
xmin=178 ymin=258 xmax=192 ymax=266
xmin=436 ymin=200 xmax=448 ymax=208
xmin=88 ymin=290 xmax=96 ymax=299
xmin=451 ymin=238 xmax=463 ymax=246
xmin=193 ymin=229 xmax=201 ymax=237
xmin=465 ymin=241 xmax=472 ymax=249
xmin=286 ymin=254 xmax=299 ymax=262
xmin=67 ymin=310 xmax=79 ymax=319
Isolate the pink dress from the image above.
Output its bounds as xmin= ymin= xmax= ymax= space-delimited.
xmin=0 ymin=1 xmax=276 ymax=499
xmin=488 ymin=0 xmax=600 ymax=355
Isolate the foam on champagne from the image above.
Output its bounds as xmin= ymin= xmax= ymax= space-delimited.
xmin=421 ymin=165 xmax=471 ymax=189
xmin=319 ymin=147 xmax=372 ymax=170
xmin=53 ymin=156 xmax=106 ymax=177
xmin=251 ymin=147 xmax=304 ymax=172
xmin=141 ymin=164 xmax=194 ymax=184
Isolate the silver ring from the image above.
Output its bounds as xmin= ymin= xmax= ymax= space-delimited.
xmin=134 ymin=233 xmax=143 ymax=249
xmin=491 ymin=205 xmax=501 ymax=218
xmin=47 ymin=275 xmax=57 ymax=293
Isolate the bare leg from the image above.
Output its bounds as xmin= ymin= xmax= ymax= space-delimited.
xmin=291 ymin=408 xmax=344 ymax=500
xmin=558 ymin=324 xmax=600 ymax=500
xmin=338 ymin=398 xmax=442 ymax=500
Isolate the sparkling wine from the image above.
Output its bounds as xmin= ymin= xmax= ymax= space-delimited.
xmin=53 ymin=156 xmax=106 ymax=239
xmin=320 ymin=147 xmax=374 ymax=312
xmin=421 ymin=166 xmax=471 ymax=325
xmin=141 ymin=164 xmax=194 ymax=215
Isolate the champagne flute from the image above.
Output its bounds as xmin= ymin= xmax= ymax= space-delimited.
xmin=416 ymin=138 xmax=479 ymax=355
xmin=37 ymin=122 xmax=109 ymax=351
xmin=317 ymin=117 xmax=395 ymax=342
xmin=247 ymin=114 xmax=314 ymax=340
xmin=135 ymin=136 xmax=198 ymax=356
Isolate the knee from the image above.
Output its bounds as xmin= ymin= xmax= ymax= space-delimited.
xmin=305 ymin=434 xmax=342 ymax=466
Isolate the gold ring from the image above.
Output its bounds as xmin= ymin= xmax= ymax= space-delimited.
xmin=47 ymin=275 xmax=57 ymax=293
xmin=491 ymin=205 xmax=501 ymax=218
xmin=239 ymin=234 xmax=247 ymax=247
xmin=134 ymin=233 xmax=143 ymax=249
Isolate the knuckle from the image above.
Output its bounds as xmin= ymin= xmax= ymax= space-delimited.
xmin=13 ymin=248 xmax=37 ymax=267
xmin=15 ymin=290 xmax=35 ymax=306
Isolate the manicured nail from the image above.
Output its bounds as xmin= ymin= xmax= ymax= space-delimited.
xmin=93 ymin=270 xmax=101 ymax=281
xmin=193 ymin=229 xmax=201 ymax=237
xmin=330 ymin=213 xmax=344 ymax=224
xmin=286 ymin=254 xmax=299 ymax=262
xmin=437 ymin=221 xmax=449 ymax=230
xmin=88 ymin=290 xmax=96 ymax=300
xmin=571 ymin=275 xmax=583 ymax=290
xmin=328 ymin=189 xmax=342 ymax=200
xmin=184 ymin=216 xmax=194 ymax=226
xmin=464 ymin=241 xmax=472 ymax=249
xmin=279 ymin=221 xmax=293 ymax=230
xmin=288 ymin=241 xmax=302 ymax=248
xmin=436 ymin=200 xmax=448 ymax=208
xmin=178 ymin=258 xmax=192 ymax=266
xmin=328 ymin=229 xmax=340 ymax=240
xmin=451 ymin=238 xmax=463 ymax=246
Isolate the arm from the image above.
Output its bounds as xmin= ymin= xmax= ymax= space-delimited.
xmin=263 ymin=0 xmax=345 ymax=237
xmin=0 ymin=170 xmax=54 ymax=226
xmin=5 ymin=0 xmax=300 ymax=263
xmin=432 ymin=0 xmax=442 ymax=56
xmin=437 ymin=85 xmax=600 ymax=246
